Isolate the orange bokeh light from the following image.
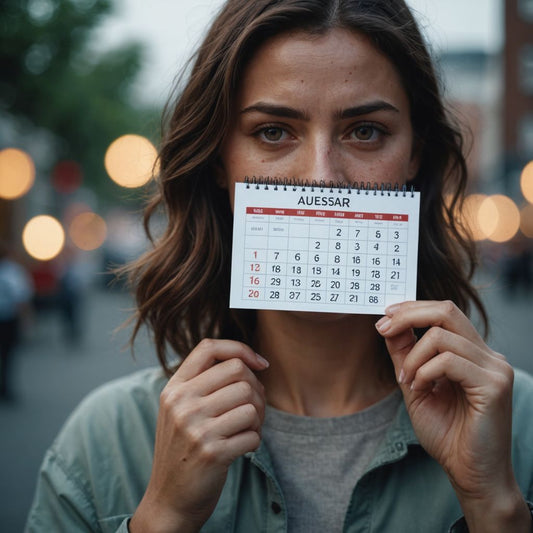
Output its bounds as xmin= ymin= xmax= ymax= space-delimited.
xmin=520 ymin=203 xmax=533 ymax=238
xmin=458 ymin=194 xmax=489 ymax=241
xmin=104 ymin=134 xmax=158 ymax=188
xmin=22 ymin=215 xmax=65 ymax=261
xmin=69 ymin=212 xmax=107 ymax=251
xmin=520 ymin=161 xmax=533 ymax=204
xmin=0 ymin=148 xmax=35 ymax=200
xmin=482 ymin=195 xmax=520 ymax=243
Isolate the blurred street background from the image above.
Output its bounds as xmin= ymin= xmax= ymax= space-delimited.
xmin=1 ymin=0 xmax=532 ymax=531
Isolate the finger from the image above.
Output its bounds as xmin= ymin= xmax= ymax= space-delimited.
xmin=174 ymin=339 xmax=269 ymax=382
xmin=382 ymin=327 xmax=417 ymax=382
xmin=408 ymin=351 xmax=508 ymax=394
xmin=218 ymin=431 xmax=262 ymax=464
xmin=203 ymin=380 xmax=265 ymax=420
xmin=399 ymin=327 xmax=502 ymax=385
xmin=191 ymin=357 xmax=265 ymax=397
xmin=378 ymin=300 xmax=484 ymax=347
xmin=210 ymin=403 xmax=263 ymax=438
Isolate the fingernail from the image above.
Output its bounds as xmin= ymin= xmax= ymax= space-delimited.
xmin=256 ymin=353 xmax=270 ymax=368
xmin=375 ymin=317 xmax=391 ymax=333
xmin=398 ymin=369 xmax=405 ymax=384
xmin=385 ymin=304 xmax=401 ymax=315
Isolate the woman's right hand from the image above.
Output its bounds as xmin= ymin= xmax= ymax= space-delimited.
xmin=129 ymin=339 xmax=269 ymax=533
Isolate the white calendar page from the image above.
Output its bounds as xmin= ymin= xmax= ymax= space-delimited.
xmin=230 ymin=182 xmax=420 ymax=314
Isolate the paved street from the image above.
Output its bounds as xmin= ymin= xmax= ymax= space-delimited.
xmin=0 ymin=269 xmax=532 ymax=532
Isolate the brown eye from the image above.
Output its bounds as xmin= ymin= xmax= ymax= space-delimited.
xmin=262 ymin=127 xmax=284 ymax=141
xmin=353 ymin=125 xmax=375 ymax=141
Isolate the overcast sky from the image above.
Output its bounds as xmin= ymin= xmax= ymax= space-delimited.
xmin=92 ymin=0 xmax=503 ymax=105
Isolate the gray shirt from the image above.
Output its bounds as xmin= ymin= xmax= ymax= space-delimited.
xmin=262 ymin=390 xmax=402 ymax=533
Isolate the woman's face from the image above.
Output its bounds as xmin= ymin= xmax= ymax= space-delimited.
xmin=219 ymin=28 xmax=419 ymax=203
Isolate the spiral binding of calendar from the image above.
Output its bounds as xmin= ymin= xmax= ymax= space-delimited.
xmin=243 ymin=176 xmax=415 ymax=197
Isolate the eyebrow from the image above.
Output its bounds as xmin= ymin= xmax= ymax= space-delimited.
xmin=336 ymin=101 xmax=400 ymax=119
xmin=240 ymin=103 xmax=310 ymax=120
xmin=239 ymin=100 xmax=399 ymax=120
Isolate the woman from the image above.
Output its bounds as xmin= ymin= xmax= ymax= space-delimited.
xmin=27 ymin=1 xmax=533 ymax=532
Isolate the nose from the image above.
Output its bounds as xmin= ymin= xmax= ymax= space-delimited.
xmin=300 ymin=137 xmax=347 ymax=185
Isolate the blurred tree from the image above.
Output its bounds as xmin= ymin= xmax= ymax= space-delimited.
xmin=0 ymin=0 xmax=159 ymax=201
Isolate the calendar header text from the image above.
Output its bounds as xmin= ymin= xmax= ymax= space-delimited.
xmin=298 ymin=195 xmax=350 ymax=208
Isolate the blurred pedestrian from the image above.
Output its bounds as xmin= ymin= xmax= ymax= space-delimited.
xmin=56 ymin=247 xmax=88 ymax=344
xmin=0 ymin=241 xmax=33 ymax=400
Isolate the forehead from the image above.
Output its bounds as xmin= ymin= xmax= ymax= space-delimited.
xmin=236 ymin=28 xmax=407 ymax=108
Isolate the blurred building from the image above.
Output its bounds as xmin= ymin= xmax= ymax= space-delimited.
xmin=438 ymin=50 xmax=502 ymax=190
xmin=504 ymin=0 xmax=533 ymax=160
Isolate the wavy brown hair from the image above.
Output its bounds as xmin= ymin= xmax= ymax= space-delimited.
xmin=128 ymin=0 xmax=487 ymax=375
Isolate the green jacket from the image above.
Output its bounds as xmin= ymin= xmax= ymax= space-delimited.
xmin=26 ymin=367 xmax=533 ymax=533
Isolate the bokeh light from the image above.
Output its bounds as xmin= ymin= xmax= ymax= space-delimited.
xmin=477 ymin=196 xmax=500 ymax=239
xmin=104 ymin=134 xmax=158 ymax=188
xmin=0 ymin=148 xmax=36 ymax=200
xmin=22 ymin=215 xmax=65 ymax=260
xmin=521 ymin=161 xmax=533 ymax=204
xmin=459 ymin=194 xmax=489 ymax=241
xmin=520 ymin=203 xmax=533 ymax=238
xmin=69 ymin=212 xmax=107 ymax=251
xmin=482 ymin=195 xmax=520 ymax=243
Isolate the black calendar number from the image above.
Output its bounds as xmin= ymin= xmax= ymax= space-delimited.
xmin=369 ymin=283 xmax=381 ymax=291
xmin=330 ymin=280 xmax=341 ymax=289
xmin=368 ymin=295 xmax=379 ymax=304
xmin=290 ymin=278 xmax=301 ymax=287
xmin=310 ymin=292 xmax=321 ymax=301
xmin=330 ymin=293 xmax=339 ymax=302
xmin=270 ymin=277 xmax=281 ymax=286
xmin=269 ymin=291 xmax=280 ymax=299
xmin=390 ymin=271 xmax=400 ymax=280
xmin=289 ymin=291 xmax=301 ymax=300
xmin=310 ymin=279 xmax=322 ymax=288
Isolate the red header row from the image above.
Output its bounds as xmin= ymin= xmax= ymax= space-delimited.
xmin=246 ymin=207 xmax=409 ymax=221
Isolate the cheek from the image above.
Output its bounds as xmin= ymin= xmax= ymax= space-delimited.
xmin=377 ymin=145 xmax=417 ymax=185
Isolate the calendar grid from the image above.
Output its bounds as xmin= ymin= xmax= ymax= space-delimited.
xmin=231 ymin=183 xmax=420 ymax=315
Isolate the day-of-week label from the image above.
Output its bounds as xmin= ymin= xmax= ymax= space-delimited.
xmin=246 ymin=207 xmax=408 ymax=221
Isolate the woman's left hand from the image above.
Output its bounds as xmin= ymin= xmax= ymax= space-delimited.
xmin=376 ymin=300 xmax=531 ymax=533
